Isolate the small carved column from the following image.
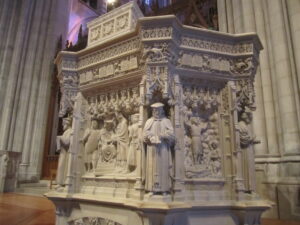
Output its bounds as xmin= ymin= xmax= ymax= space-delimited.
xmin=65 ymin=93 xmax=86 ymax=193
xmin=172 ymin=74 xmax=184 ymax=200
xmin=134 ymin=76 xmax=147 ymax=191
xmin=228 ymin=81 xmax=245 ymax=194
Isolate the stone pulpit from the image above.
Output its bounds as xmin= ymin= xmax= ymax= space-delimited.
xmin=47 ymin=2 xmax=271 ymax=225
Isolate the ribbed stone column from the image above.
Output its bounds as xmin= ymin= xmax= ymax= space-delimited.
xmin=0 ymin=0 xmax=71 ymax=181
xmin=286 ymin=0 xmax=300 ymax=122
xmin=253 ymin=0 xmax=279 ymax=156
xmin=231 ymin=0 xmax=243 ymax=33
xmin=240 ymin=0 xmax=269 ymax=156
xmin=266 ymin=0 xmax=300 ymax=156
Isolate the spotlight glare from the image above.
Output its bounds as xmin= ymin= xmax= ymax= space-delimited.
xmin=107 ymin=0 xmax=116 ymax=4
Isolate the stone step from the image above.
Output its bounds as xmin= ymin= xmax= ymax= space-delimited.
xmin=18 ymin=180 xmax=50 ymax=188
xmin=15 ymin=180 xmax=52 ymax=196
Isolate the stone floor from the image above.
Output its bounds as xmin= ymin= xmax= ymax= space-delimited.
xmin=0 ymin=193 xmax=299 ymax=225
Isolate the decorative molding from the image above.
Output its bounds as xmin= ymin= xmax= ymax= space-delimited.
xmin=87 ymin=1 xmax=143 ymax=47
xmin=69 ymin=217 xmax=122 ymax=225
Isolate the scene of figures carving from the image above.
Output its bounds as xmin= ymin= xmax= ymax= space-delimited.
xmin=80 ymin=87 xmax=141 ymax=175
xmin=182 ymin=85 xmax=222 ymax=178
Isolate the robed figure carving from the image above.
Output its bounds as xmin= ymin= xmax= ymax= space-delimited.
xmin=56 ymin=117 xmax=73 ymax=189
xmin=143 ymin=103 xmax=175 ymax=194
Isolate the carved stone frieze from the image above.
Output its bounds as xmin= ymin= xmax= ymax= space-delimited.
xmin=58 ymin=72 xmax=79 ymax=117
xmin=69 ymin=217 xmax=122 ymax=225
xmin=87 ymin=1 xmax=143 ymax=47
xmin=79 ymin=54 xmax=139 ymax=85
xmin=78 ymin=37 xmax=140 ymax=70
xmin=141 ymin=27 xmax=172 ymax=40
xmin=62 ymin=58 xmax=78 ymax=70
xmin=181 ymin=36 xmax=253 ymax=55
xmin=178 ymin=51 xmax=255 ymax=76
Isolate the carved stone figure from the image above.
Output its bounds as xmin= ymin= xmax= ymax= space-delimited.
xmin=113 ymin=112 xmax=129 ymax=171
xmin=184 ymin=117 xmax=208 ymax=164
xmin=208 ymin=140 xmax=221 ymax=176
xmin=82 ymin=119 xmax=101 ymax=173
xmin=98 ymin=120 xmax=116 ymax=164
xmin=238 ymin=110 xmax=260 ymax=191
xmin=143 ymin=102 xmax=175 ymax=194
xmin=56 ymin=117 xmax=73 ymax=188
xmin=127 ymin=113 xmax=140 ymax=172
xmin=238 ymin=111 xmax=260 ymax=148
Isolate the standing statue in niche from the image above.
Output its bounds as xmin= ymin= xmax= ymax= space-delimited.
xmin=238 ymin=110 xmax=260 ymax=191
xmin=56 ymin=117 xmax=73 ymax=189
xmin=143 ymin=102 xmax=175 ymax=194
xmin=238 ymin=111 xmax=260 ymax=148
xmin=113 ymin=112 xmax=129 ymax=171
xmin=81 ymin=119 xmax=100 ymax=173
xmin=127 ymin=113 xmax=140 ymax=173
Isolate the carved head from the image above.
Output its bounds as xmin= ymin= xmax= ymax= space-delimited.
xmin=240 ymin=111 xmax=252 ymax=124
xmin=62 ymin=117 xmax=72 ymax=130
xmin=131 ymin=113 xmax=139 ymax=124
xmin=91 ymin=119 xmax=98 ymax=129
xmin=104 ymin=120 xmax=114 ymax=131
xmin=151 ymin=102 xmax=165 ymax=119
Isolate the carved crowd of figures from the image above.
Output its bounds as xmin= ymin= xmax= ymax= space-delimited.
xmin=88 ymin=87 xmax=140 ymax=120
xmin=81 ymin=88 xmax=141 ymax=175
xmin=182 ymin=85 xmax=222 ymax=178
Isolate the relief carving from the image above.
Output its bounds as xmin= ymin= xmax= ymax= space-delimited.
xmin=116 ymin=13 xmax=129 ymax=32
xmin=141 ymin=43 xmax=170 ymax=63
xmin=69 ymin=217 xmax=122 ymax=225
xmin=81 ymin=119 xmax=101 ymax=173
xmin=141 ymin=27 xmax=172 ymax=39
xmin=127 ymin=113 xmax=140 ymax=173
xmin=59 ymin=72 xmax=79 ymax=117
xmin=182 ymin=85 xmax=222 ymax=178
xmin=82 ymin=87 xmax=141 ymax=175
xmin=230 ymin=57 xmax=253 ymax=75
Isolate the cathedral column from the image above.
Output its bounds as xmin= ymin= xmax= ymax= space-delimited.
xmin=0 ymin=0 xmax=71 ymax=182
xmin=266 ymin=0 xmax=300 ymax=156
xmin=286 ymin=0 xmax=300 ymax=121
xmin=252 ymin=0 xmax=279 ymax=157
xmin=240 ymin=0 xmax=269 ymax=156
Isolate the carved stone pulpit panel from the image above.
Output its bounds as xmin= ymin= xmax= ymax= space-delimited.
xmin=47 ymin=2 xmax=270 ymax=225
